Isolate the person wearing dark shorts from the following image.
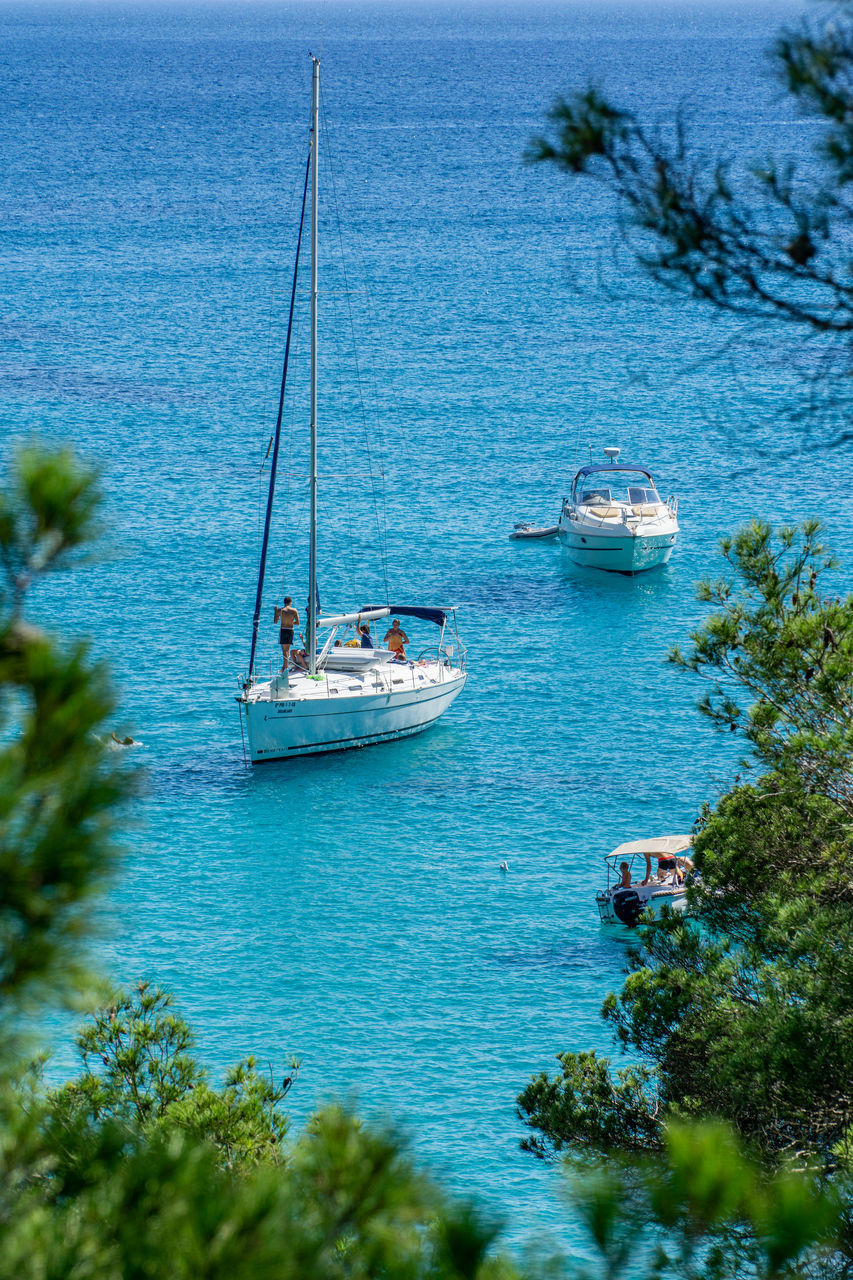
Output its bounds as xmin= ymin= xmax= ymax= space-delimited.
xmin=274 ymin=596 xmax=299 ymax=670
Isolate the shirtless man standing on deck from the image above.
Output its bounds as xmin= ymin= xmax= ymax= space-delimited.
xmin=274 ymin=597 xmax=299 ymax=670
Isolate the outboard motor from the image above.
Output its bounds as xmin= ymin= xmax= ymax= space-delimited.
xmin=612 ymin=888 xmax=642 ymax=927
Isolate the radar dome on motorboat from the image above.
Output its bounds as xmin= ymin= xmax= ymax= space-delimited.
xmin=606 ymin=834 xmax=693 ymax=861
xmin=603 ymin=446 xmax=621 ymax=463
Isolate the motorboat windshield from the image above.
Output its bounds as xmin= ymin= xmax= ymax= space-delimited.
xmin=571 ymin=466 xmax=660 ymax=507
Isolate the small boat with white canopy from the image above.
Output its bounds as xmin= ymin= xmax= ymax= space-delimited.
xmin=559 ymin=447 xmax=679 ymax=573
xmin=236 ymin=58 xmax=467 ymax=762
xmin=596 ymin=834 xmax=694 ymax=926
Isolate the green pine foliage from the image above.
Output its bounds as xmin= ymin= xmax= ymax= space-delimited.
xmin=524 ymin=7 xmax=853 ymax=1247
xmin=526 ymin=4 xmax=853 ymax=338
xmin=49 ymin=981 xmax=298 ymax=1171
xmin=566 ymin=1121 xmax=842 ymax=1280
xmin=519 ymin=522 xmax=853 ymax=1157
xmin=0 ymin=444 xmax=125 ymax=1032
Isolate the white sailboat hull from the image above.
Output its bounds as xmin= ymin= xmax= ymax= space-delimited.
xmin=242 ymin=665 xmax=467 ymax=761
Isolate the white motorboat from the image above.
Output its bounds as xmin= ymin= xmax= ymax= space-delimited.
xmin=559 ymin=447 xmax=679 ymax=573
xmin=236 ymin=58 xmax=467 ymax=763
xmin=596 ymin=834 xmax=694 ymax=926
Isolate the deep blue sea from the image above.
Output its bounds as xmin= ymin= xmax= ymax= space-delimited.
xmin=2 ymin=0 xmax=849 ymax=1262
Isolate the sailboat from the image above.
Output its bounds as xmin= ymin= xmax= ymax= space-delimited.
xmin=236 ymin=57 xmax=467 ymax=763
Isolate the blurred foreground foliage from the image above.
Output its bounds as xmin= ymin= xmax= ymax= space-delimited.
xmin=2 ymin=443 xmax=850 ymax=1279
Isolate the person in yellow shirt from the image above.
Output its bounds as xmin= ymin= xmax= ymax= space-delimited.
xmin=383 ymin=619 xmax=409 ymax=660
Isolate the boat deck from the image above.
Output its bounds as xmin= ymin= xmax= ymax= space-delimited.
xmin=245 ymin=658 xmax=455 ymax=704
xmin=571 ymin=500 xmax=675 ymax=528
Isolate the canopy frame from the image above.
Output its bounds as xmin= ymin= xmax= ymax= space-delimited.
xmin=606 ymin=835 xmax=693 ymax=862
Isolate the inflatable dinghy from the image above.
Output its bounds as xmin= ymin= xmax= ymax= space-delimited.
xmin=509 ymin=521 xmax=559 ymax=541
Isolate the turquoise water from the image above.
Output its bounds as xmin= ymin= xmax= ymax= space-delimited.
xmin=3 ymin=0 xmax=849 ymax=1259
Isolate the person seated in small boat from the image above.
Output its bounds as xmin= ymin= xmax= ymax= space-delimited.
xmin=358 ymin=623 xmax=374 ymax=650
xmin=290 ymin=646 xmax=309 ymax=671
xmin=384 ymin=619 xmax=409 ymax=660
xmin=654 ymin=854 xmax=690 ymax=887
xmin=618 ymin=861 xmax=632 ymax=889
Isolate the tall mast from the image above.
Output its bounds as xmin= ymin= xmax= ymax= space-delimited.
xmin=247 ymin=153 xmax=310 ymax=684
xmin=307 ymin=53 xmax=320 ymax=676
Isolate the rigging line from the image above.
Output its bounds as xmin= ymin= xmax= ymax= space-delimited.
xmin=321 ymin=133 xmax=429 ymax=576
xmin=279 ymin=284 xmax=306 ymax=601
xmin=319 ymin=102 xmax=393 ymax=578
xmin=321 ymin=185 xmax=359 ymax=599
xmin=280 ymin=271 xmax=311 ymax=589
xmin=320 ymin=91 xmax=390 ymax=601
xmin=311 ymin=167 xmax=356 ymax=595
xmin=248 ymin=147 xmax=311 ymax=683
xmin=571 ymin=419 xmax=582 ymax=474
xmin=321 ymin=105 xmax=384 ymax=479
xmin=322 ymin=128 xmax=430 ymax=589
xmin=280 ymin=485 xmax=310 ymax=602
xmin=316 ymin=99 xmax=360 ymax=599
xmin=319 ymin=95 xmax=386 ymax=458
xmin=258 ymin=174 xmax=302 ymax=459
xmin=281 ymin=288 xmax=316 ymax=602
xmin=270 ymin=469 xmax=393 ymax=478
xmin=254 ymin=159 xmax=303 ymax=568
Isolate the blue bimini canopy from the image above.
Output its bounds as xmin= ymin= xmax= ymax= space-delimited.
xmin=360 ymin=604 xmax=449 ymax=626
xmin=574 ymin=462 xmax=653 ymax=480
